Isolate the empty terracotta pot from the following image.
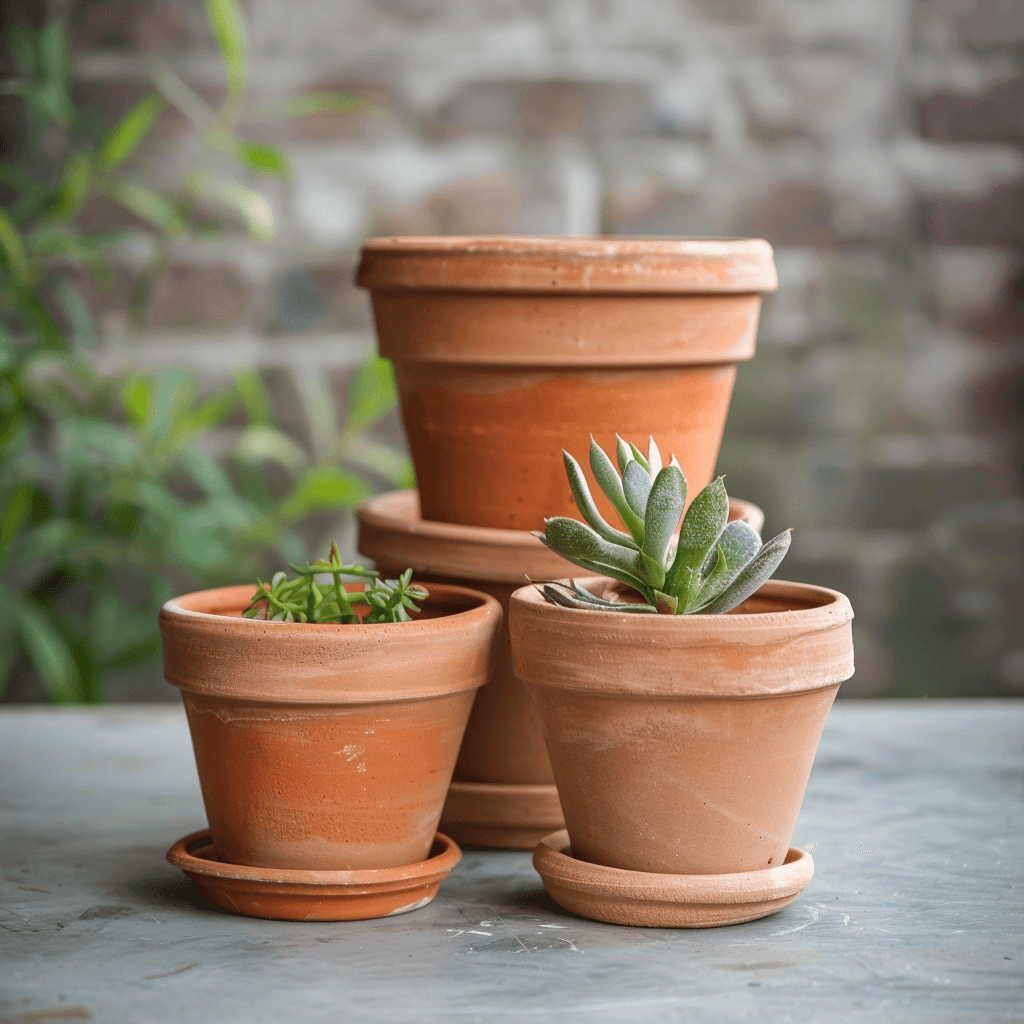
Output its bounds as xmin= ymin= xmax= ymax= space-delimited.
xmin=357 ymin=489 xmax=765 ymax=848
xmin=159 ymin=581 xmax=501 ymax=871
xmin=356 ymin=236 xmax=778 ymax=531
xmin=509 ymin=578 xmax=854 ymax=876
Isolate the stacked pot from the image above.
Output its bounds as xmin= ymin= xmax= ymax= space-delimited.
xmin=355 ymin=237 xmax=793 ymax=855
xmin=159 ymin=580 xmax=502 ymax=920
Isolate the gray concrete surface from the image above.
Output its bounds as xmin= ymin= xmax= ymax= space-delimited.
xmin=0 ymin=701 xmax=1020 ymax=1023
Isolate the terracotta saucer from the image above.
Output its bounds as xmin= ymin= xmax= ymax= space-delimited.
xmin=532 ymin=831 xmax=814 ymax=928
xmin=166 ymin=830 xmax=461 ymax=921
xmin=441 ymin=781 xmax=565 ymax=849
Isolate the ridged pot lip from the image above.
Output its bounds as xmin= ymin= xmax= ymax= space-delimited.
xmin=162 ymin=580 xmax=498 ymax=634
xmin=160 ymin=581 xmax=502 ymax=704
xmin=356 ymin=235 xmax=778 ymax=294
xmin=357 ymin=489 xmax=765 ymax=584
xmin=509 ymin=577 xmax=855 ymax=698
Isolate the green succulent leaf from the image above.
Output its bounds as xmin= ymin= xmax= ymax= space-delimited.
xmin=539 ymin=581 xmax=656 ymax=613
xmin=653 ymin=589 xmax=678 ymax=615
xmin=665 ymin=476 xmax=728 ymax=603
xmin=642 ymin=464 xmax=686 ymax=568
xmin=627 ymin=441 xmax=650 ymax=473
xmin=563 ymin=450 xmax=638 ymax=549
xmin=615 ymin=434 xmax=634 ymax=473
xmin=702 ymin=530 xmax=793 ymax=614
xmin=537 ymin=519 xmax=653 ymax=599
xmin=622 ymin=460 xmax=652 ymax=518
xmin=647 ymin=436 xmax=663 ymax=477
xmin=589 ymin=437 xmax=645 ymax=543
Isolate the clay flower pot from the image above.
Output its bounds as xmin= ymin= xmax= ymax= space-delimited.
xmin=356 ymin=489 xmax=765 ymax=849
xmin=356 ymin=236 xmax=777 ymax=531
xmin=509 ymin=579 xmax=854 ymax=881
xmin=159 ymin=581 xmax=501 ymax=872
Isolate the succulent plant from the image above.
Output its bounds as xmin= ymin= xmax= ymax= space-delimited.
xmin=535 ymin=436 xmax=791 ymax=615
xmin=244 ymin=542 xmax=428 ymax=624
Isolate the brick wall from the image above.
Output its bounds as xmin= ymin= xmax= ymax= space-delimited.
xmin=63 ymin=0 xmax=1024 ymax=696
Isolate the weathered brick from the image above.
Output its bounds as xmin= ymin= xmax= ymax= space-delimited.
xmin=927 ymin=179 xmax=1024 ymax=243
xmin=69 ymin=0 xmax=202 ymax=54
xmin=922 ymin=77 xmax=1024 ymax=144
xmin=367 ymin=171 xmax=525 ymax=236
xmin=145 ymin=261 xmax=260 ymax=332
xmin=267 ymin=260 xmax=371 ymax=334
xmin=434 ymin=79 xmax=658 ymax=141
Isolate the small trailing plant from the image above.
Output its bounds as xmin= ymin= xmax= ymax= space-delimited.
xmin=535 ymin=435 xmax=791 ymax=615
xmin=244 ymin=543 xmax=428 ymax=624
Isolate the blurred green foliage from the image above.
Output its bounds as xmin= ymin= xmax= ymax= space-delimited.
xmin=0 ymin=2 xmax=409 ymax=702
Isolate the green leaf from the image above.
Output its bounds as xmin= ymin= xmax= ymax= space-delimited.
xmin=0 ymin=584 xmax=78 ymax=698
xmin=234 ymin=141 xmax=290 ymax=176
xmin=589 ymin=437 xmax=645 ymax=543
xmin=100 ymin=94 xmax=165 ymax=168
xmin=233 ymin=367 xmax=272 ymax=425
xmin=702 ymin=530 xmax=793 ymax=615
xmin=539 ymin=581 xmax=656 ymax=614
xmin=52 ymin=277 xmax=97 ymax=348
xmin=278 ymin=466 xmax=370 ymax=521
xmin=627 ymin=441 xmax=650 ymax=473
xmin=622 ymin=460 xmax=652 ymax=518
xmin=187 ymin=389 xmax=238 ymax=433
xmin=538 ymin=518 xmax=654 ymax=596
xmin=562 ymin=450 xmax=638 ymax=549
xmin=121 ymin=377 xmax=153 ymax=429
xmin=341 ymin=435 xmax=414 ymax=488
xmin=194 ymin=176 xmax=273 ymax=242
xmin=180 ymin=448 xmax=233 ymax=499
xmin=665 ymin=476 xmax=728 ymax=602
xmin=206 ymin=0 xmax=247 ymax=99
xmin=106 ymin=184 xmax=184 ymax=235
xmin=345 ymin=356 xmax=397 ymax=432
xmin=616 ymin=434 xmax=634 ymax=473
xmin=0 ymin=483 xmax=33 ymax=554
xmin=642 ymin=465 xmax=686 ymax=568
xmin=647 ymin=436 xmax=663 ymax=477
xmin=51 ymin=152 xmax=91 ymax=217
xmin=234 ymin=425 xmax=308 ymax=473
xmin=689 ymin=544 xmax=731 ymax=612
xmin=0 ymin=209 xmax=30 ymax=284
xmin=37 ymin=23 xmax=71 ymax=126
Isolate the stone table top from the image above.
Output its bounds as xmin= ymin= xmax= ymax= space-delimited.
xmin=0 ymin=701 xmax=1020 ymax=1024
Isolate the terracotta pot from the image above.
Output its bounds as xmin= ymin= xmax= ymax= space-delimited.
xmin=356 ymin=236 xmax=777 ymax=531
xmin=357 ymin=489 xmax=765 ymax=848
xmin=509 ymin=578 xmax=854 ymax=876
xmin=159 ymin=581 xmax=501 ymax=871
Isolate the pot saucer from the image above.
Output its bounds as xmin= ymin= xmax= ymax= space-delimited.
xmin=166 ymin=830 xmax=461 ymax=921
xmin=532 ymin=831 xmax=814 ymax=928
xmin=440 ymin=781 xmax=565 ymax=849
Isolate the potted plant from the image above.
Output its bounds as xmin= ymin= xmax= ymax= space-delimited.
xmin=356 ymin=487 xmax=765 ymax=849
xmin=159 ymin=545 xmax=502 ymax=920
xmin=508 ymin=437 xmax=855 ymax=927
xmin=356 ymin=236 xmax=777 ymax=531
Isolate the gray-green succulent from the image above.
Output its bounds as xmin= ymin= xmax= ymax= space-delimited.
xmin=534 ymin=436 xmax=791 ymax=615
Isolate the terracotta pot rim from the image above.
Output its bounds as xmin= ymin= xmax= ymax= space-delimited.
xmin=162 ymin=580 xmax=496 ymax=635
xmin=512 ymin=576 xmax=851 ymax=626
xmin=160 ymin=581 xmax=502 ymax=704
xmin=357 ymin=489 xmax=765 ymax=584
xmin=357 ymin=235 xmax=778 ymax=294
xmin=510 ymin=577 xmax=855 ymax=697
